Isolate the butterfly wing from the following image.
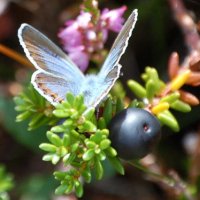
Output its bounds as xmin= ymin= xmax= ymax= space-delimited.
xmin=82 ymin=64 xmax=122 ymax=108
xmin=31 ymin=71 xmax=81 ymax=105
xmin=98 ymin=9 xmax=138 ymax=77
xmin=18 ymin=23 xmax=85 ymax=105
xmin=83 ymin=9 xmax=138 ymax=108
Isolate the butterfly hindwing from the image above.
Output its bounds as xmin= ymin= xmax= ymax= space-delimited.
xmin=82 ymin=64 xmax=122 ymax=108
xmin=31 ymin=71 xmax=81 ymax=105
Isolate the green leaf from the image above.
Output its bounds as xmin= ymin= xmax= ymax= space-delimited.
xmin=70 ymin=110 xmax=79 ymax=119
xmin=103 ymin=98 xmax=113 ymax=125
xmin=0 ymin=165 xmax=14 ymax=194
xmin=170 ymin=100 xmax=191 ymax=112
xmin=127 ymin=80 xmax=147 ymax=98
xmin=71 ymin=130 xmax=80 ymax=138
xmin=16 ymin=111 xmax=32 ymax=122
xmin=54 ymin=171 xmax=66 ymax=180
xmin=146 ymin=79 xmax=157 ymax=100
xmin=98 ymin=152 xmax=106 ymax=161
xmin=42 ymin=154 xmax=53 ymax=162
xmin=100 ymin=129 xmax=109 ymax=137
xmin=63 ymin=119 xmax=73 ymax=127
xmin=116 ymin=98 xmax=124 ymax=113
xmin=52 ymin=155 xmax=60 ymax=164
xmin=14 ymin=84 xmax=55 ymax=130
xmin=28 ymin=116 xmax=52 ymax=131
xmin=97 ymin=117 xmax=106 ymax=129
xmin=143 ymin=67 xmax=159 ymax=81
xmin=51 ymin=125 xmax=65 ymax=133
xmin=75 ymin=181 xmax=83 ymax=197
xmin=95 ymin=159 xmax=104 ymax=180
xmin=63 ymin=134 xmax=70 ymax=146
xmin=46 ymin=131 xmax=53 ymax=142
xmin=90 ymin=131 xmax=102 ymax=143
xmin=48 ymin=133 xmax=62 ymax=147
xmin=85 ymin=140 xmax=96 ymax=148
xmin=58 ymin=146 xmax=68 ymax=157
xmin=63 ymin=153 xmax=76 ymax=165
xmin=55 ymin=184 xmax=68 ymax=195
xmin=79 ymin=121 xmax=96 ymax=132
xmin=28 ymin=113 xmax=44 ymax=127
xmin=53 ymin=109 xmax=70 ymax=118
xmin=82 ymin=169 xmax=92 ymax=183
xmin=39 ymin=143 xmax=57 ymax=152
xmin=71 ymin=142 xmax=80 ymax=152
xmin=74 ymin=95 xmax=84 ymax=106
xmin=56 ymin=101 xmax=70 ymax=109
xmin=157 ymin=110 xmax=180 ymax=132
xmin=160 ymin=92 xmax=180 ymax=104
xmin=100 ymin=139 xmax=111 ymax=150
xmin=83 ymin=107 xmax=95 ymax=120
xmin=66 ymin=93 xmax=75 ymax=105
xmin=64 ymin=183 xmax=74 ymax=194
xmin=83 ymin=149 xmax=95 ymax=161
xmin=128 ymin=99 xmax=143 ymax=108
xmin=105 ymin=147 xmax=117 ymax=157
xmin=108 ymin=157 xmax=124 ymax=175
xmin=94 ymin=148 xmax=101 ymax=154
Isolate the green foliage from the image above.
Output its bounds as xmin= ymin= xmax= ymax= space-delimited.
xmin=0 ymin=97 xmax=48 ymax=152
xmin=15 ymin=90 xmax=124 ymax=197
xmin=14 ymin=66 xmax=196 ymax=198
xmin=14 ymin=85 xmax=57 ymax=130
xmin=127 ymin=67 xmax=192 ymax=132
xmin=0 ymin=165 xmax=14 ymax=200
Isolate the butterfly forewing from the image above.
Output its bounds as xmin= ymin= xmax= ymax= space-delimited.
xmin=99 ymin=9 xmax=138 ymax=78
xmin=86 ymin=9 xmax=138 ymax=108
xmin=18 ymin=24 xmax=84 ymax=80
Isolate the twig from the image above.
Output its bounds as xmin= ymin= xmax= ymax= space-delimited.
xmin=128 ymin=159 xmax=194 ymax=200
xmin=168 ymin=0 xmax=200 ymax=67
xmin=0 ymin=44 xmax=33 ymax=69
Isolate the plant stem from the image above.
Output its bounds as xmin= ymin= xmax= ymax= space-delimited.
xmin=0 ymin=44 xmax=33 ymax=68
xmin=128 ymin=160 xmax=174 ymax=185
xmin=128 ymin=160 xmax=195 ymax=200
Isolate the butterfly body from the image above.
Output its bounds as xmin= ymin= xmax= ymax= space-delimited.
xmin=18 ymin=9 xmax=138 ymax=111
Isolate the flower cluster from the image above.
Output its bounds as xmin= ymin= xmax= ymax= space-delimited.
xmin=58 ymin=6 xmax=127 ymax=71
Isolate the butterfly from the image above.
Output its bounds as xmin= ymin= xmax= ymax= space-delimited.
xmin=18 ymin=9 xmax=138 ymax=111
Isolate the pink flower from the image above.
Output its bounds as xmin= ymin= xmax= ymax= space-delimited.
xmin=58 ymin=6 xmax=127 ymax=71
xmin=69 ymin=49 xmax=89 ymax=72
xmin=58 ymin=22 xmax=82 ymax=52
xmin=77 ymin=12 xmax=92 ymax=28
xmin=101 ymin=6 xmax=127 ymax=32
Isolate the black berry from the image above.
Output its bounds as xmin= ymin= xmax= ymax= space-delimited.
xmin=108 ymin=108 xmax=161 ymax=160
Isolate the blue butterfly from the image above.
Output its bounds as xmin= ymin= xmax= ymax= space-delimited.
xmin=18 ymin=9 xmax=138 ymax=111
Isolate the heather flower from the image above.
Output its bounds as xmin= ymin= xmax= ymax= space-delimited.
xmin=58 ymin=22 xmax=82 ymax=52
xmin=58 ymin=6 xmax=127 ymax=72
xmin=69 ymin=48 xmax=89 ymax=72
xmin=101 ymin=6 xmax=127 ymax=32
